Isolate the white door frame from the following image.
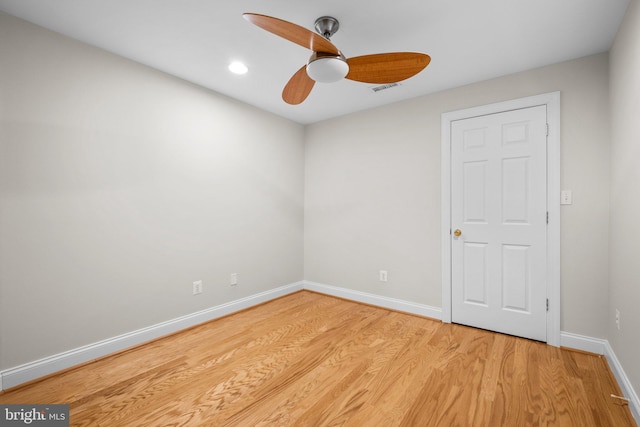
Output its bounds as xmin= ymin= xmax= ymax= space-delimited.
xmin=441 ymin=92 xmax=561 ymax=347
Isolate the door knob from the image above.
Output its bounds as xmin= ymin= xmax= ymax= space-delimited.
xmin=453 ymin=229 xmax=462 ymax=237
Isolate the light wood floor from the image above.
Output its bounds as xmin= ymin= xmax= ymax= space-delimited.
xmin=0 ymin=291 xmax=635 ymax=426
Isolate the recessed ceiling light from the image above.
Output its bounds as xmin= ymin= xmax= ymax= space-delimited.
xmin=229 ymin=61 xmax=248 ymax=75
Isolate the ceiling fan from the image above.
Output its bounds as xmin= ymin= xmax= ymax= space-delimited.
xmin=243 ymin=13 xmax=431 ymax=105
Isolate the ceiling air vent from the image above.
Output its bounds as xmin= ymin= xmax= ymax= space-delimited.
xmin=370 ymin=83 xmax=401 ymax=93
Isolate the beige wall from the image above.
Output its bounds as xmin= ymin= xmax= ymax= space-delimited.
xmin=0 ymin=14 xmax=305 ymax=370
xmin=305 ymin=53 xmax=611 ymax=338
xmin=609 ymin=0 xmax=640 ymax=395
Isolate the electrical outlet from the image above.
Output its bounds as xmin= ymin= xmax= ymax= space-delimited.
xmin=230 ymin=273 xmax=238 ymax=286
xmin=193 ymin=280 xmax=203 ymax=295
xmin=616 ymin=309 xmax=620 ymax=330
xmin=379 ymin=270 xmax=388 ymax=282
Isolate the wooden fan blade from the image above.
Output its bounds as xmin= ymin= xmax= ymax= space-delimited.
xmin=282 ymin=65 xmax=315 ymax=105
xmin=243 ymin=13 xmax=340 ymax=55
xmin=345 ymin=52 xmax=431 ymax=84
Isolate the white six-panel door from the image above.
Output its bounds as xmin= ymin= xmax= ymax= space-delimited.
xmin=450 ymin=105 xmax=548 ymax=341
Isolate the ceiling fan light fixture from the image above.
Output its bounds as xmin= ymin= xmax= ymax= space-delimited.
xmin=306 ymin=55 xmax=349 ymax=83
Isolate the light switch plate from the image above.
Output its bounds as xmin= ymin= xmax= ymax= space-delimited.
xmin=560 ymin=190 xmax=572 ymax=205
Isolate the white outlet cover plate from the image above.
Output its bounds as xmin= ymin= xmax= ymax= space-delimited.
xmin=193 ymin=280 xmax=203 ymax=294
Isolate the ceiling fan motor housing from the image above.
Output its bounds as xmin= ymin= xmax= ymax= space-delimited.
xmin=314 ymin=16 xmax=340 ymax=39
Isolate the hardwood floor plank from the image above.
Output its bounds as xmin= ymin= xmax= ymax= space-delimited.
xmin=486 ymin=332 xmax=516 ymax=426
xmin=221 ymin=306 xmax=398 ymax=426
xmin=0 ymin=291 xmax=635 ymax=426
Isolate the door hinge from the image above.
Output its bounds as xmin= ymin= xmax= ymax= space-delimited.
xmin=546 ymin=299 xmax=549 ymax=312
xmin=546 ymin=123 xmax=549 ymax=137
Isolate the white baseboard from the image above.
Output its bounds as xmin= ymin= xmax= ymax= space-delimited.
xmin=560 ymin=331 xmax=607 ymax=355
xmin=302 ymin=280 xmax=442 ymax=320
xmin=604 ymin=341 xmax=640 ymax=422
xmin=560 ymin=331 xmax=639 ymax=423
xmin=0 ymin=281 xmax=304 ymax=391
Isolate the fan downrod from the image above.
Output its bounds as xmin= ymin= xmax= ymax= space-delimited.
xmin=314 ymin=16 xmax=339 ymax=40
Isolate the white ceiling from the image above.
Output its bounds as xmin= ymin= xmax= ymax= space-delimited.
xmin=0 ymin=0 xmax=630 ymax=124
